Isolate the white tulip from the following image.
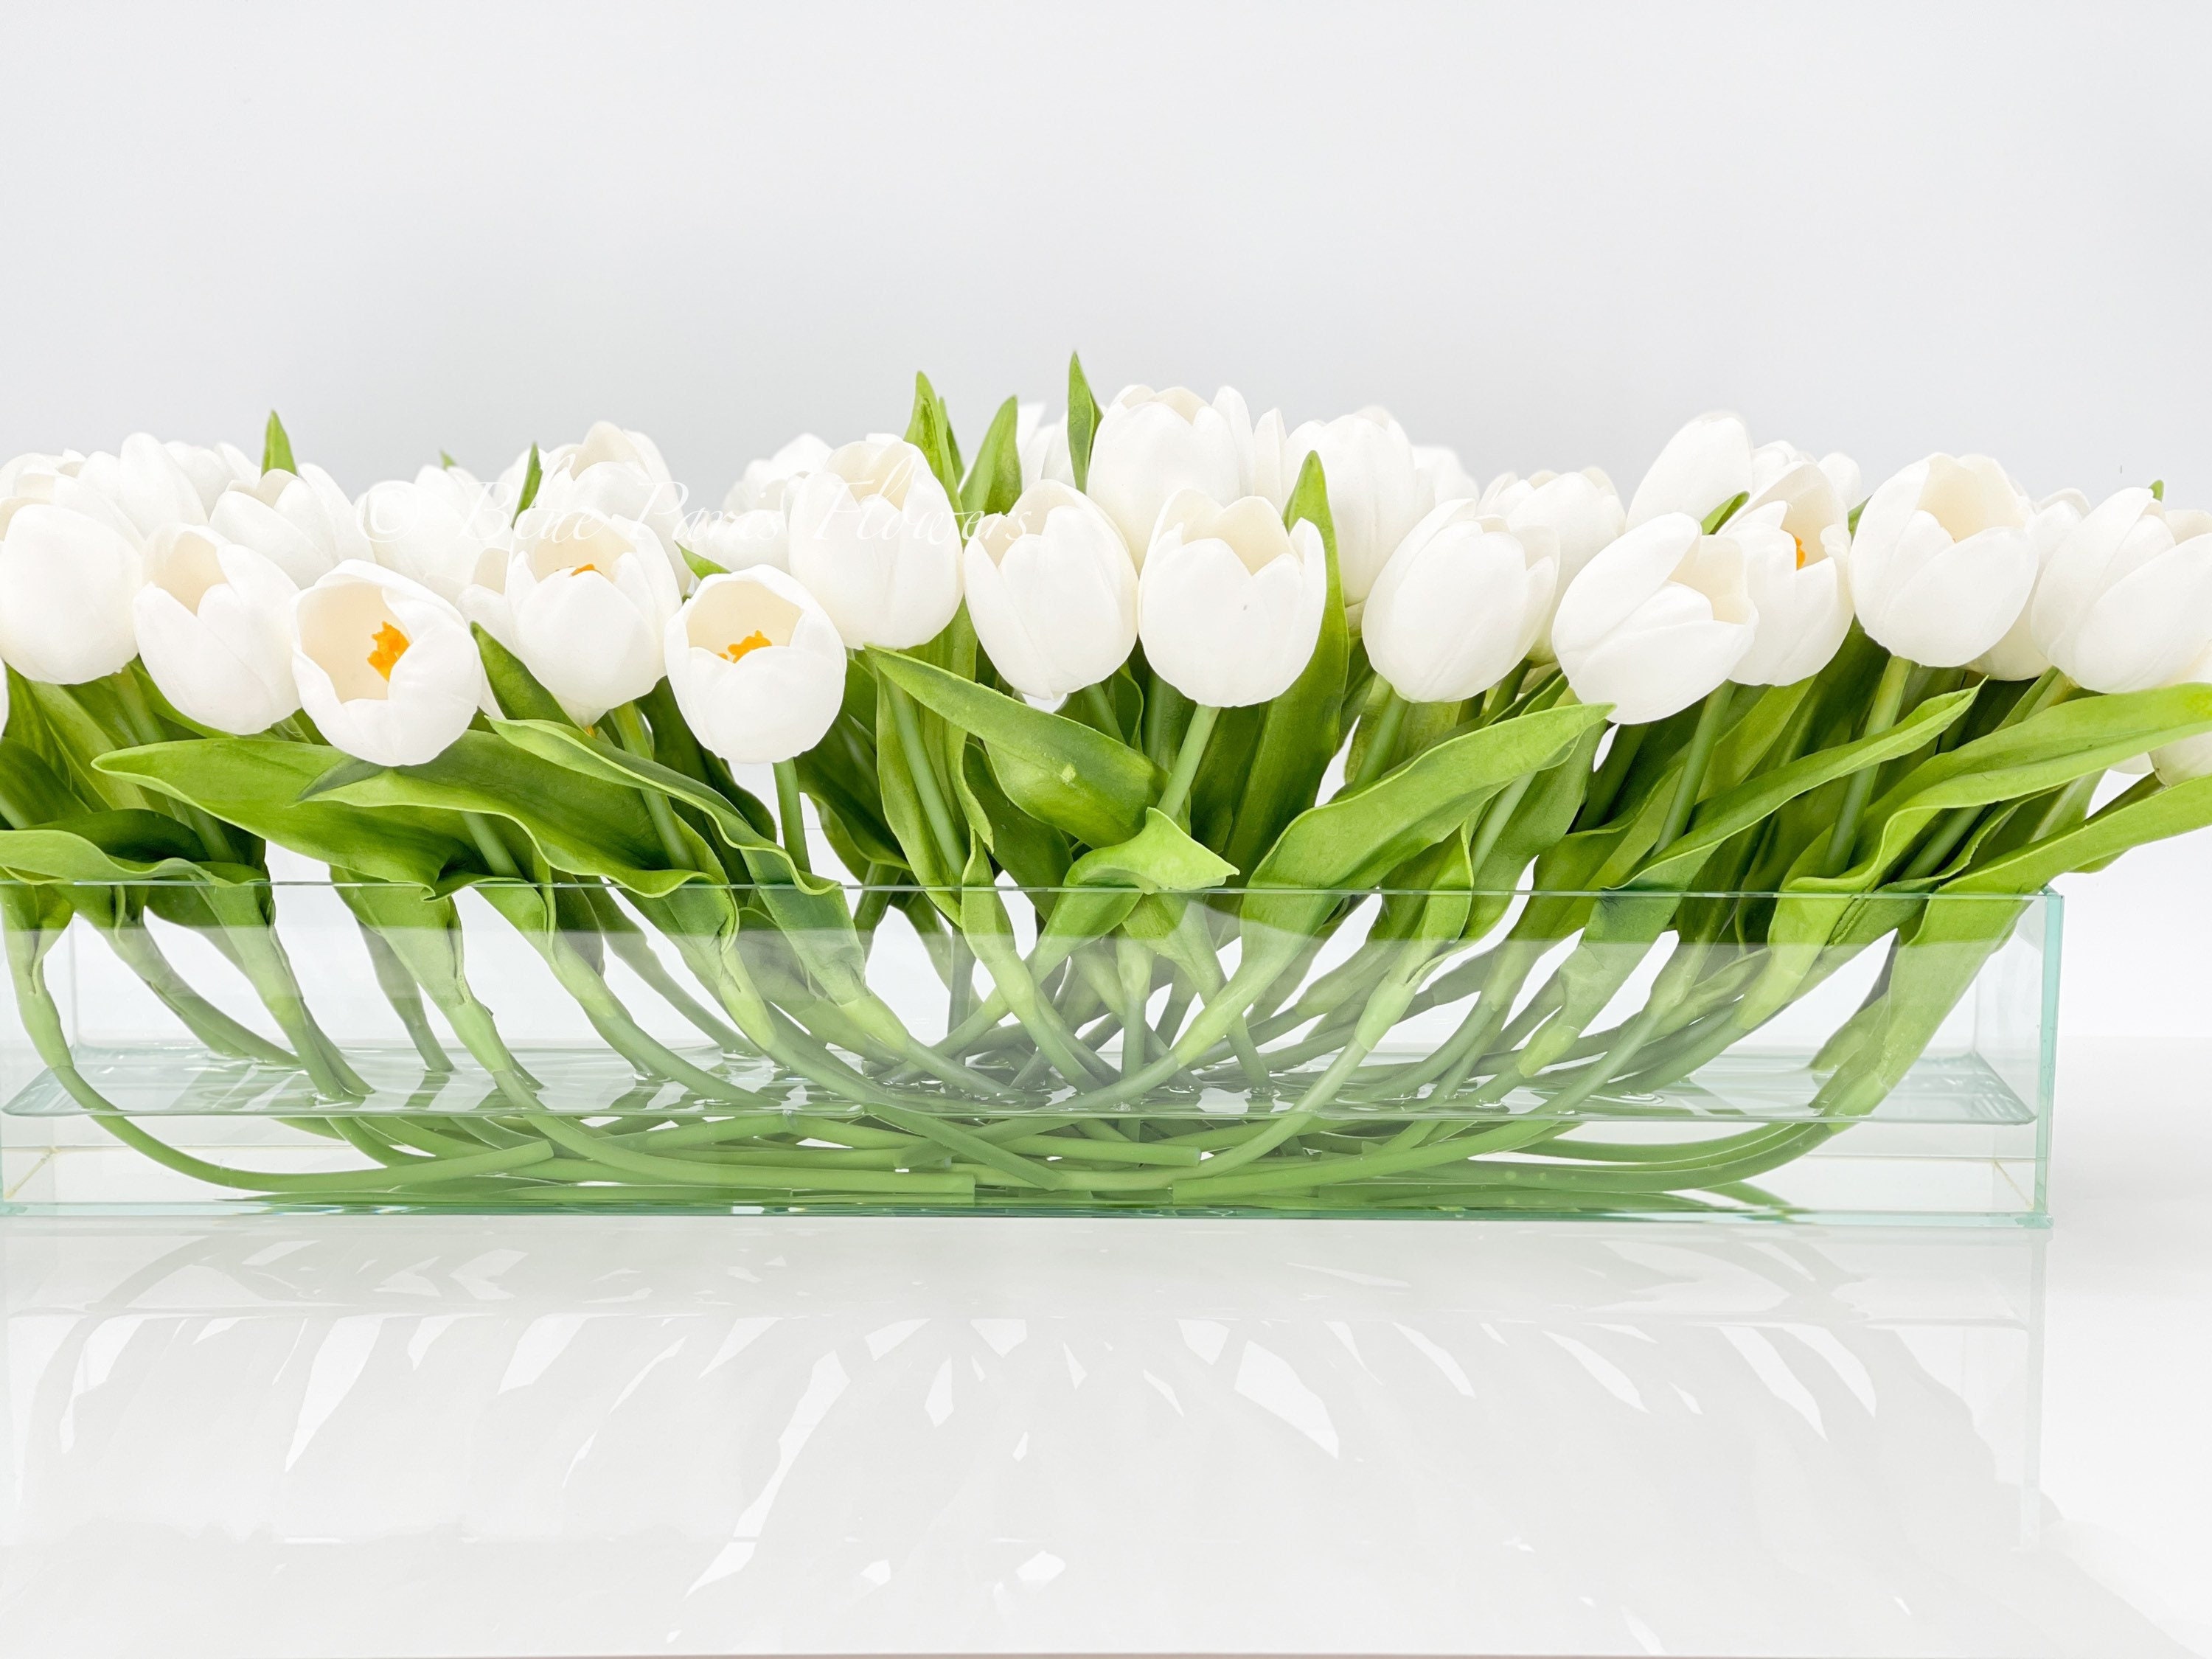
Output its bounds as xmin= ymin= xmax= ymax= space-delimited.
xmin=504 ymin=509 xmax=682 ymax=725
xmin=1971 ymin=490 xmax=2089 ymax=681
xmin=524 ymin=422 xmax=689 ymax=585
xmin=681 ymin=508 xmax=791 ymax=575
xmin=1551 ymin=514 xmax=1759 ymax=723
xmin=2028 ymin=487 xmax=2212 ymax=694
xmin=785 ymin=436 xmax=962 ymax=649
xmin=1283 ymin=407 xmax=1432 ymax=605
xmin=721 ymin=433 xmax=830 ymax=514
xmin=1728 ymin=462 xmax=1854 ymax=685
xmin=1478 ymin=467 xmax=1629 ymax=653
xmin=1627 ymin=412 xmax=1756 ymax=529
xmin=1848 ymin=454 xmax=2036 ymax=668
xmin=293 ymin=563 xmax=483 ymax=766
xmin=68 ymin=434 xmax=208 ymax=538
xmin=1138 ymin=491 xmax=1327 ymax=708
xmin=209 ymin=463 xmax=370 ymax=586
xmin=664 ymin=568 xmax=847 ymax=766
xmin=1414 ymin=443 xmax=1482 ymax=507
xmin=0 ymin=498 xmax=143 ymax=684
xmin=1363 ymin=501 xmax=1557 ymax=703
xmin=132 ymin=526 xmax=299 ymax=734
xmin=963 ymin=481 xmax=1138 ymax=700
xmin=1245 ymin=407 xmax=1294 ymax=509
xmin=0 ymin=451 xmax=86 ymax=498
xmin=163 ymin=441 xmax=259 ymax=513
xmin=1015 ymin=403 xmax=1074 ymax=490
xmin=2152 ymin=644 xmax=2212 ymax=784
xmin=1627 ymin=412 xmax=1860 ymax=536
xmin=360 ymin=467 xmax=513 ymax=603
xmin=1085 ymin=386 xmax=1254 ymax=559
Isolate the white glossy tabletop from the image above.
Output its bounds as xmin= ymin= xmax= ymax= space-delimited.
xmin=1 ymin=1037 xmax=2205 ymax=1659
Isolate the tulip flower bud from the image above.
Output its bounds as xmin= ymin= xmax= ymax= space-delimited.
xmin=964 ymin=481 xmax=1138 ymax=700
xmin=1478 ymin=468 xmax=1628 ymax=655
xmin=360 ymin=468 xmax=514 ymax=603
xmin=210 ymin=463 xmax=371 ymax=587
xmin=0 ymin=496 xmax=144 ymax=684
xmin=1015 ymin=403 xmax=1074 ymax=490
xmin=2028 ymin=487 xmax=2212 ymax=694
xmin=785 ymin=437 xmax=962 ymax=649
xmin=292 ymin=563 xmax=483 ymax=766
xmin=724 ymin=434 xmax=831 ymax=515
xmin=524 ymin=422 xmax=689 ymax=586
xmin=1415 ymin=444 xmax=1482 ymax=507
xmin=1283 ymin=408 xmax=1433 ymax=605
xmin=1627 ymin=413 xmax=1756 ymax=530
xmin=1138 ymin=490 xmax=1327 ymax=708
xmin=1971 ymin=491 xmax=2089 ymax=681
xmin=664 ymin=568 xmax=848 ymax=766
xmin=1552 ymin=514 xmax=1759 ymax=723
xmin=1849 ymin=455 xmax=2037 ymax=668
xmin=1363 ymin=501 xmax=1557 ymax=703
xmin=133 ymin=526 xmax=300 ymax=734
xmin=1728 ymin=463 xmax=1854 ymax=686
xmin=682 ymin=509 xmax=791 ymax=575
xmin=505 ymin=509 xmax=682 ymax=725
xmin=2153 ymin=644 xmax=2212 ymax=784
xmin=162 ymin=441 xmax=260 ymax=514
xmin=1085 ymin=386 xmax=1254 ymax=560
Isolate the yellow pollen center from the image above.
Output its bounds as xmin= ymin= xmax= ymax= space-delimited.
xmin=720 ymin=630 xmax=773 ymax=664
xmin=1792 ymin=533 xmax=1809 ymax=570
xmin=367 ymin=621 xmax=411 ymax=680
xmin=571 ymin=563 xmax=598 ymax=575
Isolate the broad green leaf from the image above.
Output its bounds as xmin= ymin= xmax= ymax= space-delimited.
xmin=866 ymin=648 xmax=1161 ymax=849
xmin=1947 ymin=773 xmax=2212 ymax=896
xmin=97 ymin=740 xmax=473 ymax=886
xmin=959 ymin=395 xmax=1023 ymax=518
xmin=262 ymin=411 xmax=296 ymax=476
xmin=961 ymin=742 xmax=1070 ymax=891
xmin=1064 ymin=808 xmax=1238 ymax=892
xmin=0 ymin=810 xmax=232 ymax=885
xmin=680 ymin=546 xmax=728 ymax=582
xmin=903 ymin=372 xmax=963 ymax=501
xmin=1220 ymin=452 xmax=1352 ymax=877
xmin=1635 ymin=688 xmax=1977 ymax=887
xmin=513 ymin=443 xmax=542 ymax=521
xmin=0 ymin=740 xmax=87 ymax=828
xmin=473 ymin=624 xmax=574 ymax=726
xmin=1067 ymin=351 xmax=1104 ymax=491
xmin=313 ymin=730 xmax=695 ymax=895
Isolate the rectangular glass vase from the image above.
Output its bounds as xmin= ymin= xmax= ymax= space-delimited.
xmin=0 ymin=880 xmax=2059 ymax=1223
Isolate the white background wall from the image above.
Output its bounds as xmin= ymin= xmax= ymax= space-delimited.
xmin=3 ymin=0 xmax=2205 ymax=1037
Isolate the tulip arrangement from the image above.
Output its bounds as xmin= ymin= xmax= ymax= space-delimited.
xmin=3 ymin=368 xmax=2211 ymax=1215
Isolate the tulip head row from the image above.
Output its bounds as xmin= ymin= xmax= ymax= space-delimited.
xmin=4 ymin=401 xmax=2211 ymax=787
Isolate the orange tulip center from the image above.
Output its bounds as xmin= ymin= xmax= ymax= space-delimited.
xmin=572 ymin=562 xmax=598 ymax=576
xmin=720 ymin=630 xmax=773 ymax=664
xmin=1792 ymin=532 xmax=1809 ymax=570
xmin=367 ymin=621 xmax=411 ymax=680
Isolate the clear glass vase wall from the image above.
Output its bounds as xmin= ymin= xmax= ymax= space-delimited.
xmin=0 ymin=880 xmax=2059 ymax=1222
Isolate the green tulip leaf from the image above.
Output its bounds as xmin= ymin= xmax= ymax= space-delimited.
xmin=1220 ymin=451 xmax=1352 ymax=877
xmin=1068 ymin=351 xmax=1104 ymax=492
xmin=904 ymin=371 xmax=963 ymax=502
xmin=960 ymin=395 xmax=1023 ymax=518
xmin=866 ymin=648 xmax=1161 ymax=849
xmin=0 ymin=810 xmax=237 ymax=886
xmin=262 ymin=410 xmax=296 ymax=476
xmin=680 ymin=546 xmax=728 ymax=582
xmin=512 ymin=442 xmax=542 ymax=521
xmin=97 ymin=740 xmax=475 ymax=887
xmin=473 ymin=624 xmax=574 ymax=726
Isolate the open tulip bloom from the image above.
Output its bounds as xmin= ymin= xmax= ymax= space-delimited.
xmin=1 ymin=377 xmax=2211 ymax=1220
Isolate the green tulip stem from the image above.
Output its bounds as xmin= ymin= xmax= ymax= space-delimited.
xmin=608 ymin=703 xmax=701 ymax=872
xmin=772 ymin=759 xmax=813 ymax=874
xmin=1077 ymin=681 xmax=1120 ymax=734
xmin=1157 ymin=703 xmax=1222 ymax=824
xmin=886 ymin=680 xmax=966 ymax=874
xmin=463 ymin=811 xmax=523 ymax=877
xmin=1349 ymin=687 xmax=1408 ymax=790
xmin=1656 ymin=683 xmax=1734 ymax=852
xmin=1825 ymin=653 xmax=1915 ymax=873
